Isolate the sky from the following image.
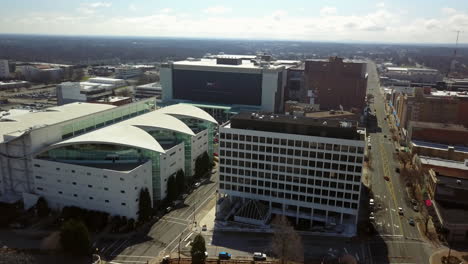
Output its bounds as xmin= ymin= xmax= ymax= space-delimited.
xmin=0 ymin=0 xmax=467 ymax=43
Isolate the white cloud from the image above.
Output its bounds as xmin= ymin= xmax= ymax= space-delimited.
xmin=129 ymin=4 xmax=137 ymax=12
xmin=376 ymin=2 xmax=385 ymax=8
xmin=442 ymin=7 xmax=457 ymax=15
xmin=77 ymin=2 xmax=111 ymax=15
xmin=320 ymin=6 xmax=337 ymax=16
xmin=4 ymin=5 xmax=468 ymax=43
xmin=203 ymin=6 xmax=231 ymax=15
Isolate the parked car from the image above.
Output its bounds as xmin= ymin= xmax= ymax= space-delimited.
xmin=202 ymin=224 xmax=207 ymax=231
xmin=398 ymin=207 xmax=404 ymax=215
xmin=253 ymin=252 xmax=267 ymax=261
xmin=165 ymin=206 xmax=172 ymax=213
xmin=395 ymin=167 xmax=400 ymax=173
xmin=384 ymin=176 xmax=390 ymax=181
xmin=218 ymin=252 xmax=231 ymax=260
xmin=411 ymin=199 xmax=417 ymax=206
xmin=408 ymin=218 xmax=415 ymax=226
xmin=413 ymin=205 xmax=419 ymax=212
xmin=194 ymin=182 xmax=201 ymax=188
xmin=213 ymin=152 xmax=219 ymax=156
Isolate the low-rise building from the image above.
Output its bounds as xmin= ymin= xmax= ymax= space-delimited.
xmin=0 ymin=59 xmax=10 ymax=79
xmin=0 ymin=80 xmax=30 ymax=90
xmin=88 ymin=77 xmax=126 ymax=88
xmin=135 ymin=82 xmax=162 ymax=99
xmin=217 ymin=113 xmax=365 ymax=233
xmin=419 ymin=157 xmax=468 ymax=242
xmin=384 ymin=67 xmax=443 ymax=84
xmin=115 ymin=67 xmax=143 ymax=79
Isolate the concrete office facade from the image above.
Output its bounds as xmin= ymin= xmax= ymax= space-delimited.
xmin=218 ymin=113 xmax=365 ymax=230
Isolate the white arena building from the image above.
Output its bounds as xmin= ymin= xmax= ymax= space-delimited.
xmin=0 ymin=98 xmax=217 ymax=219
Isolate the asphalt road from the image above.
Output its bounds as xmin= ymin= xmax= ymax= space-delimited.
xmin=365 ymin=62 xmax=433 ymax=264
xmin=101 ymin=171 xmax=218 ymax=264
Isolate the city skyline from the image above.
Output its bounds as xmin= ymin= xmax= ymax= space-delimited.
xmin=0 ymin=0 xmax=467 ymax=43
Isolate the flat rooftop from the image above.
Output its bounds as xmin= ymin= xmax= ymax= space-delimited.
xmin=419 ymin=156 xmax=468 ymax=171
xmin=430 ymin=90 xmax=468 ymax=98
xmin=228 ymin=112 xmax=363 ymax=141
xmin=171 ymin=58 xmax=299 ymax=70
xmin=89 ymin=77 xmax=124 ymax=82
xmin=0 ymin=103 xmax=115 ymax=143
xmin=410 ymin=121 xmax=468 ymax=132
xmin=412 ymin=140 xmax=468 ymax=153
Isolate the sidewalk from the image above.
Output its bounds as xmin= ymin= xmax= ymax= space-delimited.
xmin=430 ymin=248 xmax=468 ymax=264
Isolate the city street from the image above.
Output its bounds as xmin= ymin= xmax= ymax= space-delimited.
xmin=100 ymin=173 xmax=218 ymax=264
xmin=365 ymin=62 xmax=433 ymax=263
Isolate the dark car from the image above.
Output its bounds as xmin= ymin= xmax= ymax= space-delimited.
xmin=218 ymin=252 xmax=231 ymax=260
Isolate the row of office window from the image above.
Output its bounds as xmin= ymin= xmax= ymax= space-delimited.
xmin=220 ymin=161 xmax=363 ymax=176
xmin=220 ymin=134 xmax=364 ymax=154
xmin=219 ymin=148 xmax=363 ymax=164
xmin=219 ymin=183 xmax=359 ymax=209
xmin=219 ymin=175 xmax=360 ymax=192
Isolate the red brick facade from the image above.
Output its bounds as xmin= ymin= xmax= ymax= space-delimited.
xmin=304 ymin=57 xmax=367 ymax=111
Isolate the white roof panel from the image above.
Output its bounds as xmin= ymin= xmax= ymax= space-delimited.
xmin=157 ymin=104 xmax=218 ymax=124
xmin=0 ymin=103 xmax=115 ymax=143
xmin=121 ymin=111 xmax=195 ymax=136
xmin=51 ymin=124 xmax=165 ymax=153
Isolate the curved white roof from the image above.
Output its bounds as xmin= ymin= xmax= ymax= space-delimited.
xmin=157 ymin=104 xmax=217 ymax=124
xmin=121 ymin=111 xmax=195 ymax=136
xmin=50 ymin=124 xmax=165 ymax=153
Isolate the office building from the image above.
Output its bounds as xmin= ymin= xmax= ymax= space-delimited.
xmin=304 ymin=57 xmax=368 ymax=112
xmin=391 ymin=88 xmax=468 ymax=129
xmin=384 ymin=67 xmax=443 ymax=85
xmin=0 ymin=80 xmax=30 ymax=90
xmin=135 ymin=82 xmax=162 ymax=99
xmin=0 ymin=60 xmax=10 ymax=79
xmin=115 ymin=67 xmax=143 ymax=79
xmin=17 ymin=65 xmax=64 ymax=82
xmin=0 ymin=99 xmax=217 ymax=219
xmin=161 ymin=54 xmax=300 ymax=113
xmin=57 ymin=78 xmax=127 ymax=105
xmin=87 ymin=77 xmax=126 ymax=88
xmin=217 ymin=113 xmax=365 ymax=233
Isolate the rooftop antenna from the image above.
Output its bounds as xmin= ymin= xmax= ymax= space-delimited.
xmin=447 ymin=30 xmax=463 ymax=78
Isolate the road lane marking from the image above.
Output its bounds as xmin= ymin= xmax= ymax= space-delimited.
xmin=113 ymin=255 xmax=154 ymax=258
xmin=160 ymin=219 xmax=189 ymax=226
xmin=110 ymin=239 xmax=129 ymax=257
xmin=109 ymin=261 xmax=148 ymax=263
xmin=183 ymin=232 xmax=193 ymax=242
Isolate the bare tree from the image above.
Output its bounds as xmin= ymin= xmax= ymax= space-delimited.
xmin=271 ymin=215 xmax=304 ymax=264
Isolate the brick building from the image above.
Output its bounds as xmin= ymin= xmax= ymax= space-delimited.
xmin=392 ymin=88 xmax=468 ymax=129
xmin=304 ymin=57 xmax=367 ymax=112
xmin=408 ymin=122 xmax=468 ymax=147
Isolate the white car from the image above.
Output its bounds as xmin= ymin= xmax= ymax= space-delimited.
xmin=253 ymin=252 xmax=267 ymax=261
xmin=194 ymin=182 xmax=201 ymax=188
xmin=398 ymin=207 xmax=404 ymax=215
